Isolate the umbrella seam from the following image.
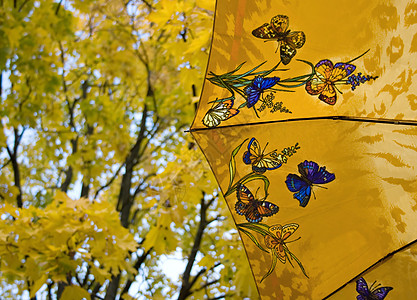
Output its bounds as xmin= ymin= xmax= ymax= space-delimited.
xmin=188 ymin=116 xmax=417 ymax=132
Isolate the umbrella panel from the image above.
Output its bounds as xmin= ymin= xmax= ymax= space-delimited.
xmin=191 ymin=120 xmax=417 ymax=298
xmin=191 ymin=0 xmax=417 ymax=131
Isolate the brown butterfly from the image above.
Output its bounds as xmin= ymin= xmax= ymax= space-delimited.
xmin=252 ymin=15 xmax=305 ymax=65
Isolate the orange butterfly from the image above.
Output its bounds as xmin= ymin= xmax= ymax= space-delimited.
xmin=252 ymin=15 xmax=305 ymax=65
xmin=264 ymin=223 xmax=299 ymax=263
xmin=305 ymin=59 xmax=356 ymax=105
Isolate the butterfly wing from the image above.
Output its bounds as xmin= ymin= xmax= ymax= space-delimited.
xmin=202 ymin=100 xmax=239 ymax=127
xmin=371 ymin=287 xmax=393 ymax=300
xmin=235 ymin=184 xmax=260 ymax=222
xmin=294 ymin=185 xmax=312 ymax=207
xmin=280 ymin=42 xmax=297 ymax=65
xmin=299 ymin=160 xmax=319 ymax=181
xmin=356 ymin=277 xmax=371 ymax=298
xmin=318 ymin=84 xmax=338 ymax=105
xmin=305 ymin=59 xmax=339 ymax=104
xmin=235 ymin=184 xmax=279 ymax=222
xmin=280 ymin=31 xmax=305 ymax=65
xmin=235 ymin=184 xmax=277 ymax=223
xmin=245 ymin=78 xmax=262 ymax=108
xmin=281 ymin=223 xmax=299 ymax=240
xmin=300 ymin=160 xmax=335 ymax=185
xmin=285 ymin=173 xmax=308 ymax=192
xmin=252 ymin=23 xmax=279 ymax=39
xmin=285 ymin=173 xmax=312 ymax=207
xmin=331 ymin=63 xmax=356 ymax=82
xmin=252 ymin=15 xmax=289 ymax=39
xmin=245 ymin=77 xmax=280 ymax=108
xmin=285 ymin=31 xmax=306 ymax=49
xmin=243 ymin=137 xmax=262 ymax=165
xmin=257 ymin=200 xmax=279 ymax=218
xmin=235 ymin=201 xmax=262 ymax=223
xmin=252 ymin=150 xmax=282 ymax=173
xmin=221 ymin=99 xmax=239 ymax=121
xmin=236 ymin=183 xmax=255 ymax=204
xmin=270 ymin=15 xmax=289 ymax=34
xmin=258 ymin=76 xmax=280 ymax=90
xmin=305 ymin=59 xmax=333 ymax=95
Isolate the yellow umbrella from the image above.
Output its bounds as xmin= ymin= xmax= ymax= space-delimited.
xmin=191 ymin=0 xmax=417 ymax=298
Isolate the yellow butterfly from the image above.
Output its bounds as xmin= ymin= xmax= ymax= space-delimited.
xmin=202 ymin=99 xmax=239 ymax=128
xmin=264 ymin=223 xmax=299 ymax=263
xmin=243 ymin=137 xmax=283 ymax=173
xmin=252 ymin=15 xmax=305 ymax=65
xmin=305 ymin=59 xmax=356 ymax=105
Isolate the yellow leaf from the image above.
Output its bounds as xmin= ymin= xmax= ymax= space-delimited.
xmin=198 ymin=254 xmax=215 ymax=268
xmin=30 ymin=274 xmax=47 ymax=298
xmin=196 ymin=0 xmax=215 ymax=12
xmin=61 ymin=285 xmax=91 ymax=300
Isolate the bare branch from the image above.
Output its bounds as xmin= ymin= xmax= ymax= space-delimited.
xmin=94 ymin=163 xmax=125 ymax=200
xmin=55 ymin=0 xmax=63 ymax=15
xmin=177 ymin=194 xmax=216 ymax=300
xmin=120 ymin=249 xmax=151 ymax=296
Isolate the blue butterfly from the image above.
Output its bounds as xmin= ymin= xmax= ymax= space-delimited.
xmin=244 ymin=76 xmax=280 ymax=108
xmin=356 ymin=277 xmax=393 ymax=300
xmin=285 ymin=160 xmax=335 ymax=207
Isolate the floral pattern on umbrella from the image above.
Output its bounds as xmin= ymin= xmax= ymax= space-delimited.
xmin=236 ymin=222 xmax=308 ymax=282
xmin=225 ymin=138 xmax=300 ymax=198
xmin=203 ymin=51 xmax=377 ymax=126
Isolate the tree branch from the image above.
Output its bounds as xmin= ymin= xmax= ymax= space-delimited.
xmin=120 ymin=249 xmax=151 ymax=296
xmin=117 ymin=103 xmax=148 ymax=222
xmin=94 ymin=163 xmax=124 ymax=200
xmin=55 ymin=0 xmax=63 ymax=15
xmin=177 ymin=194 xmax=213 ymax=300
xmin=6 ymin=127 xmax=25 ymax=208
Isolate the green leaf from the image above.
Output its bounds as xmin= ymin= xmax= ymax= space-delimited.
xmin=236 ymin=223 xmax=271 ymax=238
xmin=261 ymin=249 xmax=277 ymax=282
xmin=286 ymin=248 xmax=309 ymax=278
xmin=240 ymin=173 xmax=270 ymax=197
xmin=227 ymin=138 xmax=248 ymax=191
xmin=238 ymin=227 xmax=269 ymax=253
xmin=238 ymin=102 xmax=247 ymax=109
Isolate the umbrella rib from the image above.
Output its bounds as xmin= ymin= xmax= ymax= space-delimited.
xmin=189 ymin=116 xmax=417 ymax=132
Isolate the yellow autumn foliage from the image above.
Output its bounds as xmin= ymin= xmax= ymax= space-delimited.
xmin=0 ymin=192 xmax=137 ymax=296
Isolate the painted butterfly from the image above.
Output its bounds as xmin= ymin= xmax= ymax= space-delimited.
xmin=235 ymin=183 xmax=279 ymax=223
xmin=264 ymin=223 xmax=299 ymax=263
xmin=244 ymin=76 xmax=280 ymax=108
xmin=305 ymin=59 xmax=356 ymax=105
xmin=243 ymin=137 xmax=282 ymax=174
xmin=356 ymin=277 xmax=393 ymax=300
xmin=285 ymin=160 xmax=335 ymax=207
xmin=202 ymin=99 xmax=239 ymax=128
xmin=252 ymin=15 xmax=305 ymax=65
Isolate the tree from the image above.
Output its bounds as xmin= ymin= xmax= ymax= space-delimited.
xmin=0 ymin=0 xmax=258 ymax=299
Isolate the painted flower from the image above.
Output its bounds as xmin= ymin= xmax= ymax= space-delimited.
xmin=347 ymin=72 xmax=378 ymax=91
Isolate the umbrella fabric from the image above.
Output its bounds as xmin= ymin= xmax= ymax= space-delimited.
xmin=191 ymin=0 xmax=417 ymax=298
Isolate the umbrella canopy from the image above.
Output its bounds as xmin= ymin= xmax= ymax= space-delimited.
xmin=191 ymin=0 xmax=417 ymax=298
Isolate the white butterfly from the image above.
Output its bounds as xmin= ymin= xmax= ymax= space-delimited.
xmin=202 ymin=99 xmax=239 ymax=128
